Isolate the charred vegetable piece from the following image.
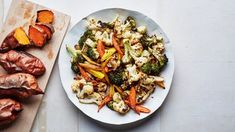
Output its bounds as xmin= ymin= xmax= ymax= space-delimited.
xmin=28 ymin=25 xmax=47 ymax=47
xmin=0 ymin=50 xmax=46 ymax=76
xmin=0 ymin=73 xmax=43 ymax=99
xmin=0 ymin=28 xmax=30 ymax=52
xmin=0 ymin=98 xmax=23 ymax=126
xmin=108 ymin=67 xmax=124 ymax=86
xmin=36 ymin=10 xmax=54 ymax=24
xmin=35 ymin=23 xmax=54 ymax=40
xmin=78 ymin=30 xmax=94 ymax=49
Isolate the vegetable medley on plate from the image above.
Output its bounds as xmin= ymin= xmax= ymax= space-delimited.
xmin=66 ymin=16 xmax=168 ymax=115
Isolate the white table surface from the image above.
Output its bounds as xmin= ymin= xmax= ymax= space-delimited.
xmin=2 ymin=0 xmax=235 ymax=132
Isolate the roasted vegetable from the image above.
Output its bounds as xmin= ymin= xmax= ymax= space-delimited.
xmin=98 ymin=20 xmax=114 ymax=29
xmin=141 ymin=62 xmax=160 ymax=75
xmin=78 ymin=30 xmax=94 ymax=49
xmin=0 ymin=98 xmax=23 ymax=126
xmin=0 ymin=73 xmax=43 ymax=99
xmin=108 ymin=92 xmax=129 ymax=114
xmin=66 ymin=45 xmax=85 ymax=73
xmin=108 ymin=67 xmax=124 ymax=86
xmin=87 ymin=47 xmax=99 ymax=60
xmin=28 ymin=25 xmax=47 ymax=47
xmin=140 ymin=34 xmax=157 ymax=50
xmin=0 ymin=28 xmax=30 ymax=52
xmin=101 ymin=48 xmax=116 ymax=62
xmin=124 ymin=16 xmax=136 ymax=30
xmin=158 ymin=54 xmax=168 ymax=69
xmin=35 ymin=23 xmax=54 ymax=40
xmin=0 ymin=50 xmax=46 ymax=76
xmin=36 ymin=10 xmax=54 ymax=24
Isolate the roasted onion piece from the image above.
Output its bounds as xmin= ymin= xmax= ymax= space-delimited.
xmin=0 ymin=73 xmax=43 ymax=99
xmin=0 ymin=98 xmax=23 ymax=126
xmin=0 ymin=50 xmax=46 ymax=76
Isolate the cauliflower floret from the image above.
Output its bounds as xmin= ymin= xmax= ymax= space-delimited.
xmin=131 ymin=43 xmax=143 ymax=57
xmin=126 ymin=64 xmax=142 ymax=84
xmin=113 ymin=92 xmax=122 ymax=102
xmin=107 ymin=53 xmax=121 ymax=70
xmin=107 ymin=92 xmax=129 ymax=114
xmin=97 ymin=82 xmax=107 ymax=92
xmin=85 ymin=38 xmax=96 ymax=48
xmin=79 ymin=92 xmax=102 ymax=105
xmin=71 ymin=78 xmax=86 ymax=93
xmin=137 ymin=26 xmax=147 ymax=34
xmin=152 ymin=43 xmax=165 ymax=53
xmin=87 ymin=18 xmax=99 ymax=30
xmin=102 ymin=31 xmax=113 ymax=46
xmin=135 ymin=50 xmax=150 ymax=67
xmin=78 ymin=82 xmax=94 ymax=99
xmin=131 ymin=32 xmax=143 ymax=40
xmin=94 ymin=31 xmax=103 ymax=40
xmin=142 ymin=76 xmax=164 ymax=85
xmin=122 ymin=30 xmax=132 ymax=39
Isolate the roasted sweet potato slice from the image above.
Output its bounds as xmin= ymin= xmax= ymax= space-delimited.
xmin=0 ymin=73 xmax=44 ymax=99
xmin=13 ymin=27 xmax=30 ymax=45
xmin=0 ymin=27 xmax=30 ymax=52
xmin=36 ymin=10 xmax=54 ymax=24
xmin=0 ymin=98 xmax=23 ymax=126
xmin=0 ymin=50 xmax=46 ymax=76
xmin=35 ymin=23 xmax=54 ymax=40
xmin=28 ymin=25 xmax=47 ymax=47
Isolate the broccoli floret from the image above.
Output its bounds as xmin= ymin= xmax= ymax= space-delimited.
xmin=140 ymin=34 xmax=157 ymax=50
xmin=71 ymin=62 xmax=80 ymax=73
xmin=158 ymin=54 xmax=168 ymax=69
xmin=124 ymin=16 xmax=136 ymax=30
xmin=66 ymin=45 xmax=85 ymax=73
xmin=141 ymin=62 xmax=160 ymax=75
xmin=78 ymin=30 xmax=95 ymax=49
xmin=108 ymin=68 xmax=124 ymax=86
xmin=86 ymin=47 xmax=99 ymax=60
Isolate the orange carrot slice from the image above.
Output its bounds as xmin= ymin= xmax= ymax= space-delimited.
xmin=98 ymin=96 xmax=111 ymax=112
xmin=97 ymin=40 xmax=105 ymax=57
xmin=112 ymin=34 xmax=123 ymax=57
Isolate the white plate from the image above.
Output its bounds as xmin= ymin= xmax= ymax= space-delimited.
xmin=59 ymin=8 xmax=174 ymax=125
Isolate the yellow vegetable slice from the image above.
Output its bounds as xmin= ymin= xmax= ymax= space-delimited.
xmin=101 ymin=48 xmax=116 ymax=62
xmin=87 ymin=69 xmax=105 ymax=79
xmin=13 ymin=27 xmax=30 ymax=45
xmin=109 ymin=85 xmax=115 ymax=97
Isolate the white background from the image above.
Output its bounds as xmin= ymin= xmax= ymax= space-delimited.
xmin=1 ymin=0 xmax=235 ymax=132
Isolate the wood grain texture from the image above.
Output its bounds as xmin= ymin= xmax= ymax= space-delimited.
xmin=0 ymin=0 xmax=70 ymax=131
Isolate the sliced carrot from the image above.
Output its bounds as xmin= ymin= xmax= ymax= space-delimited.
xmin=109 ymin=85 xmax=115 ymax=97
xmin=98 ymin=96 xmax=111 ymax=112
xmin=78 ymin=65 xmax=90 ymax=81
xmin=28 ymin=25 xmax=47 ymax=47
xmin=112 ymin=34 xmax=123 ymax=57
xmin=36 ymin=10 xmax=54 ymax=24
xmin=79 ymin=63 xmax=102 ymax=71
xmin=129 ymin=87 xmax=136 ymax=110
xmin=35 ymin=23 xmax=54 ymax=40
xmin=82 ymin=54 xmax=100 ymax=66
xmin=135 ymin=105 xmax=151 ymax=113
xmin=97 ymin=40 xmax=105 ymax=57
xmin=157 ymin=81 xmax=165 ymax=89
xmin=113 ymin=85 xmax=124 ymax=96
xmin=125 ymin=100 xmax=150 ymax=114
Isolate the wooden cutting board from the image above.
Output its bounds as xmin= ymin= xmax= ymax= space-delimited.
xmin=0 ymin=0 xmax=70 ymax=131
